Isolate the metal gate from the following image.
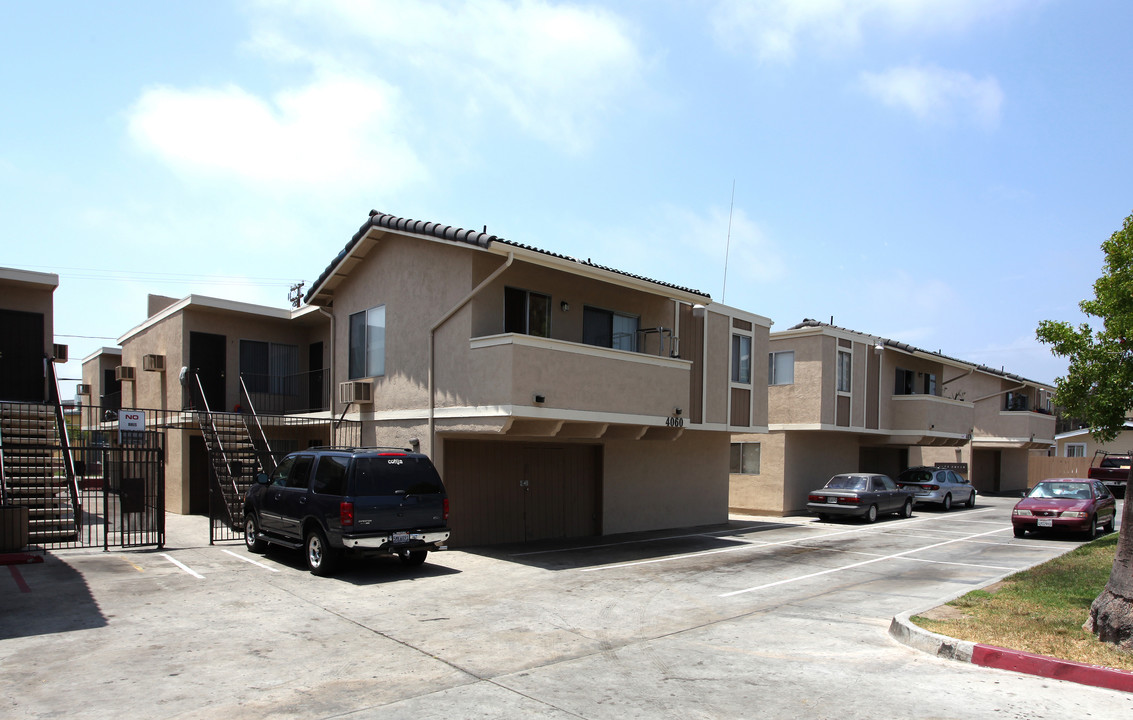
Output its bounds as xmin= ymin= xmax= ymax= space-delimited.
xmin=62 ymin=433 xmax=166 ymax=550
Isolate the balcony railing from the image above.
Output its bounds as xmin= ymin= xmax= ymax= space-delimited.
xmin=239 ymin=370 xmax=331 ymax=414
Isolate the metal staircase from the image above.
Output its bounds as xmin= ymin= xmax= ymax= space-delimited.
xmin=0 ymin=401 xmax=78 ymax=544
xmin=189 ymin=374 xmax=276 ymax=531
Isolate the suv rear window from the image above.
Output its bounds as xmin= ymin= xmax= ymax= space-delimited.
xmin=352 ymin=456 xmax=445 ymax=496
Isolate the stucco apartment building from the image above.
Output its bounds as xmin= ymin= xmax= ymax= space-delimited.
xmin=0 ymin=267 xmax=63 ymax=403
xmin=730 ymin=319 xmax=1055 ymax=516
xmin=81 ymin=211 xmax=771 ymax=547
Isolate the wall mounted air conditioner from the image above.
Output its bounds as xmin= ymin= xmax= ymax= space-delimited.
xmin=116 ymin=366 xmax=136 ymax=382
xmin=53 ymin=344 xmax=69 ymax=363
xmin=76 ymin=383 xmax=91 ymax=395
xmin=143 ymin=354 xmax=166 ymax=372
xmin=339 ymin=380 xmax=373 ymax=404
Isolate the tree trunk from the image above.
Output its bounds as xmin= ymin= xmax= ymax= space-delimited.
xmin=1084 ymin=478 xmax=1133 ymax=651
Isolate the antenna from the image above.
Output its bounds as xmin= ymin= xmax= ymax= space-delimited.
xmin=722 ymin=179 xmax=735 ymax=302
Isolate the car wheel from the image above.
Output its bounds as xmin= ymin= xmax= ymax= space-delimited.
xmin=941 ymin=494 xmax=952 ymax=512
xmin=1083 ymin=515 xmax=1098 ymax=541
xmin=398 ymin=549 xmax=428 ymax=567
xmin=244 ymin=514 xmax=267 ymax=553
xmin=865 ymin=504 xmax=879 ymax=523
xmin=1013 ymin=526 xmax=1026 ymax=538
xmin=817 ymin=513 xmax=831 ymax=522
xmin=305 ymin=528 xmax=338 ymax=576
xmin=900 ymin=499 xmax=913 ymax=518
xmin=1103 ymin=514 xmax=1115 ymax=534
xmin=966 ymin=491 xmax=976 ymax=508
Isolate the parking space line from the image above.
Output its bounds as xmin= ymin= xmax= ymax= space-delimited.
xmin=8 ymin=566 xmax=31 ymax=593
xmin=222 ymin=548 xmax=280 ymax=572
xmin=160 ymin=553 xmax=205 ymax=579
xmin=814 ymin=546 xmax=1019 ymax=572
xmin=719 ymin=526 xmax=1011 ymax=597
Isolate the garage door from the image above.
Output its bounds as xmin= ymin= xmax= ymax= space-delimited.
xmin=443 ymin=440 xmax=601 ymax=547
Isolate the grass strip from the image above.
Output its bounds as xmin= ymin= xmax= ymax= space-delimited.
xmin=911 ymin=532 xmax=1133 ymax=672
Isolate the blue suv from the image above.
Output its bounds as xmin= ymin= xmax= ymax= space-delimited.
xmin=243 ymin=447 xmax=450 ymax=575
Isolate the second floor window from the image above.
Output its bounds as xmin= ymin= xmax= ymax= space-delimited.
xmin=732 ymin=334 xmax=752 ymax=383
xmin=837 ymin=350 xmax=851 ymax=393
xmin=769 ymin=350 xmax=794 ymax=385
xmin=348 ymin=305 xmax=386 ymax=379
xmin=583 ymin=307 xmax=639 ymax=351
xmin=504 ymin=287 xmax=551 ymax=338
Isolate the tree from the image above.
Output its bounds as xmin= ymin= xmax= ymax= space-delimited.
xmin=1037 ymin=211 xmax=1133 ymax=651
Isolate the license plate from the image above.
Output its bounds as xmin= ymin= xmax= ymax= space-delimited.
xmin=1037 ymin=519 xmax=1053 ymax=528
xmin=391 ymin=532 xmax=411 ymax=543
xmin=826 ymin=497 xmax=837 ymax=504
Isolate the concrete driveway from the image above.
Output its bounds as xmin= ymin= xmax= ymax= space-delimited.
xmin=1 ymin=496 xmax=1130 ymax=719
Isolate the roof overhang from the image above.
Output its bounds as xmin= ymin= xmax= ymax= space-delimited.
xmin=118 ymin=294 xmax=326 ymax=344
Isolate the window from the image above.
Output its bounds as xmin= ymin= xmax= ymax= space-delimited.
xmin=837 ymin=350 xmax=851 ymax=393
xmin=240 ymin=340 xmax=299 ymax=394
xmin=1066 ymin=443 xmax=1086 ymax=458
xmin=270 ymin=455 xmax=313 ymax=489
xmin=504 ymin=287 xmax=550 ymax=337
xmin=583 ymin=306 xmax=639 ymax=351
xmin=312 ymin=455 xmax=349 ymax=495
xmin=769 ymin=351 xmax=794 ymax=385
xmin=729 ymin=442 xmax=761 ymax=474
xmin=348 ymin=305 xmax=386 ymax=379
xmin=924 ymin=373 xmax=937 ymax=396
xmin=732 ymin=335 xmax=752 ymax=384
xmin=1005 ymin=391 xmax=1029 ymax=411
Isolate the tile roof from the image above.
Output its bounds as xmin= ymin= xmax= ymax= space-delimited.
xmin=786 ymin=318 xmax=1051 ymax=388
xmin=304 ymin=210 xmax=710 ymax=304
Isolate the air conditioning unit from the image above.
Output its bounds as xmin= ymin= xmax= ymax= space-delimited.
xmin=116 ymin=365 xmax=136 ymax=382
xmin=339 ymin=380 xmax=373 ymax=404
xmin=53 ymin=344 xmax=69 ymax=363
xmin=143 ymin=354 xmax=166 ymax=372
xmin=76 ymin=383 xmax=91 ymax=395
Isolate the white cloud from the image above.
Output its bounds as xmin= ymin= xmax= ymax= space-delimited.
xmin=127 ymin=73 xmax=426 ymax=195
xmin=710 ymin=0 xmax=1036 ymax=63
xmin=859 ymin=64 xmax=1004 ymax=128
xmin=255 ymin=0 xmax=645 ymax=152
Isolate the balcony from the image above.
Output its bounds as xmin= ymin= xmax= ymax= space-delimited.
xmin=885 ymin=394 xmax=974 ymax=446
xmin=467 ymin=334 xmax=691 ymax=421
xmin=239 ymin=370 xmax=331 ymax=415
xmin=974 ymin=410 xmax=1057 ymax=449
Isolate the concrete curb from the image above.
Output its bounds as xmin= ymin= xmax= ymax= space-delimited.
xmin=890 ymin=609 xmax=1133 ymax=693
xmin=0 ymin=552 xmax=44 ymax=566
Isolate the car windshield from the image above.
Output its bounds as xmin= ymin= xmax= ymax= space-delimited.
xmin=1028 ymin=482 xmax=1092 ymax=500
xmin=898 ymin=469 xmax=932 ymax=483
xmin=825 ymin=476 xmax=867 ymax=491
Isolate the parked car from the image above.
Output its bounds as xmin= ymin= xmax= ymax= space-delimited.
xmin=1087 ymin=452 xmax=1129 ymax=498
xmin=806 ymin=473 xmax=915 ymax=523
xmin=1011 ymin=479 xmax=1117 ymax=540
xmin=244 ymin=446 xmax=450 ymax=576
xmin=895 ymin=466 xmax=976 ymax=511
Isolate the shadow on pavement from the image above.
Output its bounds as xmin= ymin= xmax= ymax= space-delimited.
xmin=0 ymin=555 xmax=107 ymax=640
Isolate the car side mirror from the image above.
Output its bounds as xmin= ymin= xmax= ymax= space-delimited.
xmin=256 ymin=472 xmax=271 ymax=485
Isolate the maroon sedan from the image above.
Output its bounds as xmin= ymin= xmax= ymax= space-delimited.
xmin=1011 ymin=479 xmax=1118 ymax=540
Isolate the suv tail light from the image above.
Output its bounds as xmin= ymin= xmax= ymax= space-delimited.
xmin=340 ymin=501 xmax=354 ymax=527
xmin=443 ymin=497 xmax=449 ymax=521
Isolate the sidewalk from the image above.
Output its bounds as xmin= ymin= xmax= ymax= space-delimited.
xmin=890 ymin=602 xmax=1133 ymax=693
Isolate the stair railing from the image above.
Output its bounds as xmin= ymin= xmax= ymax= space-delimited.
xmin=47 ymin=358 xmax=81 ymax=532
xmin=238 ymin=375 xmax=277 ymax=476
xmin=190 ymin=374 xmax=241 ymax=525
xmin=0 ymin=422 xmax=7 ymax=507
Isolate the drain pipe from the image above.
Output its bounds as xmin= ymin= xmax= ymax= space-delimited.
xmin=315 ymin=306 xmax=339 ymax=438
xmin=428 ymin=253 xmax=514 ymax=455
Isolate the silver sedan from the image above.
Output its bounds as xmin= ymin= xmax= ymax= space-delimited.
xmin=896 ymin=466 xmax=976 ymax=511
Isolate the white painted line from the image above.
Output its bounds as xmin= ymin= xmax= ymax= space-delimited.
xmin=719 ymin=526 xmax=1009 ymax=597
xmin=222 ymin=548 xmax=280 ymax=572
xmin=813 ymin=546 xmax=1018 ymax=572
xmin=160 ymin=553 xmax=205 ymax=579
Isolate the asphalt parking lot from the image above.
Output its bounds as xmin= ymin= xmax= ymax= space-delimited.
xmin=2 ymin=495 xmax=1130 ymax=719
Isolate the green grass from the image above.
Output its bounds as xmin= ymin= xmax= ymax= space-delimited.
xmin=911 ymin=533 xmax=1133 ymax=672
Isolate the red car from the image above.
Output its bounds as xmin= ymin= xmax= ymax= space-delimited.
xmin=1011 ymin=479 xmax=1118 ymax=540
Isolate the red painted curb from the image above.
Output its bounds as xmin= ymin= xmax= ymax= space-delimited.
xmin=972 ymin=643 xmax=1133 ymax=693
xmin=0 ymin=553 xmax=43 ymax=566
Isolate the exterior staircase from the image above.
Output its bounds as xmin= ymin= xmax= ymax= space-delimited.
xmin=190 ymin=375 xmax=276 ymax=531
xmin=0 ymin=402 xmax=78 ymax=543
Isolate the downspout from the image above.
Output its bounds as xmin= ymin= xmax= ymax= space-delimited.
xmin=428 ymin=253 xmax=514 ymax=455
xmin=941 ymin=367 xmax=975 ymax=399
xmin=315 ymin=306 xmax=339 ymax=436
xmin=972 ymin=383 xmax=1028 ymax=405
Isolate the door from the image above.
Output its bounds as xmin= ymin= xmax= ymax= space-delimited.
xmin=259 ymin=455 xmax=314 ymax=538
xmin=189 ymin=331 xmax=226 ymax=411
xmin=0 ymin=309 xmax=45 ymax=402
xmin=308 ymin=342 xmax=324 ymax=411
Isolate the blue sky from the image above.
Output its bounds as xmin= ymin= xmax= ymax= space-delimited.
xmin=3 ymin=0 xmax=1130 ymax=393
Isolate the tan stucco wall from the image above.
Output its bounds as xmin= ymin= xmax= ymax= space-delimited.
xmin=768 ymin=334 xmax=825 ymax=425
xmin=1056 ymin=428 xmax=1133 ymax=458
xmin=0 ymin=273 xmax=56 ymax=357
xmin=602 ymin=430 xmax=730 ymax=534
xmin=781 ymin=431 xmax=864 ymax=514
xmin=729 ymin=432 xmax=784 ymax=514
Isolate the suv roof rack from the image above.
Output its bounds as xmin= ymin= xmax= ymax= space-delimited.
xmin=304 ymin=445 xmax=416 ymax=453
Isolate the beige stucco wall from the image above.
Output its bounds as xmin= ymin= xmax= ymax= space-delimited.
xmin=602 ymin=430 xmax=730 ymax=534
xmin=729 ymin=432 xmax=784 ymax=514
xmin=1056 ymin=427 xmax=1133 ymax=457
xmin=781 ymin=431 xmax=865 ymax=514
xmin=768 ymin=334 xmax=824 ymax=425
